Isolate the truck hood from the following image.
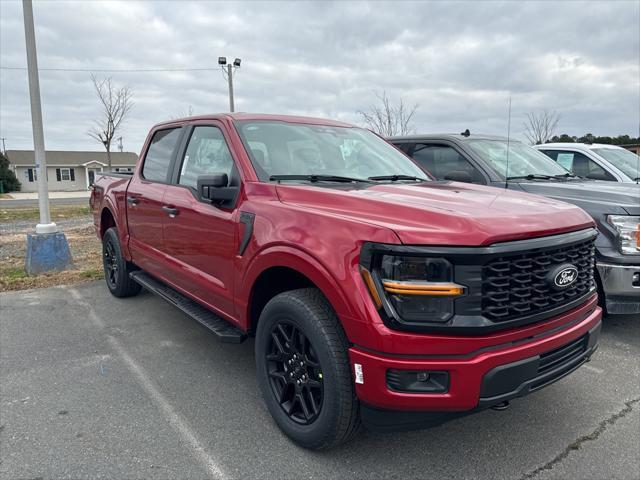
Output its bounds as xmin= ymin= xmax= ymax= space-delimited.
xmin=518 ymin=181 xmax=640 ymax=215
xmin=275 ymin=181 xmax=594 ymax=246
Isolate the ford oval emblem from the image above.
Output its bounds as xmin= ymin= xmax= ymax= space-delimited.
xmin=547 ymin=264 xmax=579 ymax=290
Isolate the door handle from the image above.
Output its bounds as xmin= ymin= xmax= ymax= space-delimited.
xmin=162 ymin=205 xmax=179 ymax=217
xmin=127 ymin=196 xmax=139 ymax=206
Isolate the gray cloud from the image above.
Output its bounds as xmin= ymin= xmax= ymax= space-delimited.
xmin=1 ymin=0 xmax=638 ymax=154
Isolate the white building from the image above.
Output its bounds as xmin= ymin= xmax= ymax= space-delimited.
xmin=6 ymin=150 xmax=138 ymax=192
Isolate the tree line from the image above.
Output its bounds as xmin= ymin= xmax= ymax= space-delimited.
xmin=547 ymin=133 xmax=640 ymax=145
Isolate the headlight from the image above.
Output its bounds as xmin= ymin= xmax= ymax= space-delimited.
xmin=361 ymin=255 xmax=464 ymax=323
xmin=607 ymin=215 xmax=640 ymax=255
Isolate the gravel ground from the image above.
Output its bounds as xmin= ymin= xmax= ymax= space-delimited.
xmin=1 ymin=282 xmax=638 ymax=480
xmin=0 ymin=215 xmax=93 ymax=235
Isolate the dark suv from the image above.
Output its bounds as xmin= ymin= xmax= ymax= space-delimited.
xmin=390 ymin=133 xmax=640 ymax=315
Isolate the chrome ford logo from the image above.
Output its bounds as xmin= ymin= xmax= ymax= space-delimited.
xmin=548 ymin=264 xmax=579 ymax=290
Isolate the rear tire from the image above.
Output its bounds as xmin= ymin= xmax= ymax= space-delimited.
xmin=255 ymin=288 xmax=360 ymax=450
xmin=102 ymin=227 xmax=141 ymax=298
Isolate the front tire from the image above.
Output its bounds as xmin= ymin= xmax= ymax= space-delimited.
xmin=255 ymin=288 xmax=360 ymax=449
xmin=102 ymin=227 xmax=141 ymax=298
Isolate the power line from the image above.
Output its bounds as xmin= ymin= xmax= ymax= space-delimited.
xmin=1 ymin=66 xmax=219 ymax=72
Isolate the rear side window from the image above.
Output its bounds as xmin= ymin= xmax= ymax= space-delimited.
xmin=411 ymin=144 xmax=484 ymax=183
xmin=142 ymin=128 xmax=181 ymax=182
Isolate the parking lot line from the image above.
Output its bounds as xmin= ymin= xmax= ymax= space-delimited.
xmin=69 ymin=287 xmax=227 ymax=480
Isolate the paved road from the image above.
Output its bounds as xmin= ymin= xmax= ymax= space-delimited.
xmin=1 ymin=282 xmax=638 ymax=480
xmin=0 ymin=197 xmax=88 ymax=207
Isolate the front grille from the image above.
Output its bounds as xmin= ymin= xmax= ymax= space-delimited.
xmin=482 ymin=237 xmax=595 ymax=322
xmin=530 ymin=334 xmax=588 ymax=391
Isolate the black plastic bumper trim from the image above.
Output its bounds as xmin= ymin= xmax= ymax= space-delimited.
xmin=477 ymin=321 xmax=601 ymax=407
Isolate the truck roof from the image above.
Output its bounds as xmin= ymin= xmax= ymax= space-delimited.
xmin=389 ymin=133 xmax=510 ymax=142
xmin=154 ymin=113 xmax=354 ymax=129
xmin=538 ymin=143 xmax=628 ymax=151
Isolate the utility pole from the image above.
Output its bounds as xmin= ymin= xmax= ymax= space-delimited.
xmin=117 ymin=136 xmax=123 ymax=152
xmin=22 ymin=0 xmax=72 ymax=274
xmin=1 ymin=138 xmax=6 ymax=154
xmin=23 ymin=0 xmax=54 ymax=234
xmin=219 ymin=57 xmax=241 ymax=113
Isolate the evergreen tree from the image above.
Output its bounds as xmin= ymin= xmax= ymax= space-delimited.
xmin=0 ymin=152 xmax=21 ymax=193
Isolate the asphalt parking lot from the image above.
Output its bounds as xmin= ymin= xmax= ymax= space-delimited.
xmin=1 ymin=282 xmax=638 ymax=480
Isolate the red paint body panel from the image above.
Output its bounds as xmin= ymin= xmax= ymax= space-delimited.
xmin=91 ymin=113 xmax=601 ymax=414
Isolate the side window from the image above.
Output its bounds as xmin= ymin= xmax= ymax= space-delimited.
xmin=142 ymin=128 xmax=181 ymax=182
xmin=394 ymin=142 xmax=413 ymax=154
xmin=411 ymin=144 xmax=484 ymax=183
xmin=547 ymin=151 xmax=613 ymax=179
xmin=178 ymin=126 xmax=235 ymax=189
xmin=572 ymin=152 xmax=615 ymax=180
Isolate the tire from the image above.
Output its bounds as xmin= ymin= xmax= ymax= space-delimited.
xmin=255 ymin=288 xmax=360 ymax=449
xmin=102 ymin=227 xmax=141 ymax=298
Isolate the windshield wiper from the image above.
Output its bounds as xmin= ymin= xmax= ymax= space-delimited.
xmin=269 ymin=174 xmax=372 ymax=183
xmin=552 ymin=173 xmax=580 ymax=180
xmin=506 ymin=174 xmax=554 ymax=181
xmin=368 ymin=175 xmax=426 ymax=182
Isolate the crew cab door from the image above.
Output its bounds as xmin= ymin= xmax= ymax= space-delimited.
xmin=161 ymin=124 xmax=241 ymax=320
xmin=126 ymin=127 xmax=183 ymax=277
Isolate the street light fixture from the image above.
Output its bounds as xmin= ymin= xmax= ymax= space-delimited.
xmin=220 ymin=56 xmax=241 ymax=112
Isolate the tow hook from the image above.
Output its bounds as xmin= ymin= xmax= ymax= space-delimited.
xmin=491 ymin=401 xmax=510 ymax=411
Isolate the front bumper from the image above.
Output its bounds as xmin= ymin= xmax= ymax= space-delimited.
xmin=349 ymin=299 xmax=602 ymax=416
xmin=597 ymin=262 xmax=640 ymax=314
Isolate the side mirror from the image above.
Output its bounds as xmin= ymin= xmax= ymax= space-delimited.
xmin=444 ymin=170 xmax=473 ymax=183
xmin=197 ymin=173 xmax=238 ymax=204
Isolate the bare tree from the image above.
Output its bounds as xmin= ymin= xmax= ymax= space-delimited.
xmin=358 ymin=90 xmax=418 ymax=137
xmin=171 ymin=105 xmax=194 ymax=120
xmin=523 ymin=109 xmax=561 ymax=145
xmin=88 ymin=74 xmax=133 ymax=171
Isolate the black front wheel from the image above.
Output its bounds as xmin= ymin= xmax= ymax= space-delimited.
xmin=255 ymin=288 xmax=360 ymax=449
xmin=102 ymin=227 xmax=141 ymax=298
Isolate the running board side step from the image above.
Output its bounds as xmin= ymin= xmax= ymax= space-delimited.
xmin=129 ymin=271 xmax=246 ymax=344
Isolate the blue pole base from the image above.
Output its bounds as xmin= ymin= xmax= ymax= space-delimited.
xmin=25 ymin=232 xmax=73 ymax=275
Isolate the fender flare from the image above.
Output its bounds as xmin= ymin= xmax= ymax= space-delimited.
xmin=100 ymin=199 xmax=131 ymax=260
xmin=239 ymin=245 xmax=356 ymax=328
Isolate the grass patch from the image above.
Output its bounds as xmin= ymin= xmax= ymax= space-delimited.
xmin=80 ymin=268 xmax=104 ymax=280
xmin=3 ymin=267 xmax=28 ymax=280
xmin=0 ymin=225 xmax=104 ymax=291
xmin=0 ymin=204 xmax=91 ymax=222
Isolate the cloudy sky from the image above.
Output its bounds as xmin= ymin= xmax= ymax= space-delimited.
xmin=1 ymin=0 xmax=638 ymax=154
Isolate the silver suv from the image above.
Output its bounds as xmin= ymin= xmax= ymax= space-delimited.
xmin=535 ymin=143 xmax=640 ymax=183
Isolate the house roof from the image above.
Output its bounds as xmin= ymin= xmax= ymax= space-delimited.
xmin=6 ymin=150 xmax=138 ymax=167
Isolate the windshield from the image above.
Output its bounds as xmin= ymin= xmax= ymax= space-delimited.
xmin=235 ymin=121 xmax=429 ymax=182
xmin=467 ymin=140 xmax=570 ymax=179
xmin=592 ymin=148 xmax=640 ymax=180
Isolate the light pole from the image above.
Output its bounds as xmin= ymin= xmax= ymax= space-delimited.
xmin=219 ymin=57 xmax=241 ymax=112
xmin=22 ymin=0 xmax=72 ymax=274
xmin=1 ymin=138 xmax=6 ymax=154
xmin=23 ymin=0 xmax=54 ymax=234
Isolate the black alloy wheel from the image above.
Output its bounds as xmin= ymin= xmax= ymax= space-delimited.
xmin=266 ymin=321 xmax=324 ymax=424
xmin=103 ymin=238 xmax=119 ymax=290
xmin=101 ymin=227 xmax=141 ymax=298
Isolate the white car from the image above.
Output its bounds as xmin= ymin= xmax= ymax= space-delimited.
xmin=535 ymin=143 xmax=640 ymax=183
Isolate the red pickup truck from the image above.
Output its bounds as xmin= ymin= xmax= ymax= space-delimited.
xmin=91 ymin=113 xmax=602 ymax=449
